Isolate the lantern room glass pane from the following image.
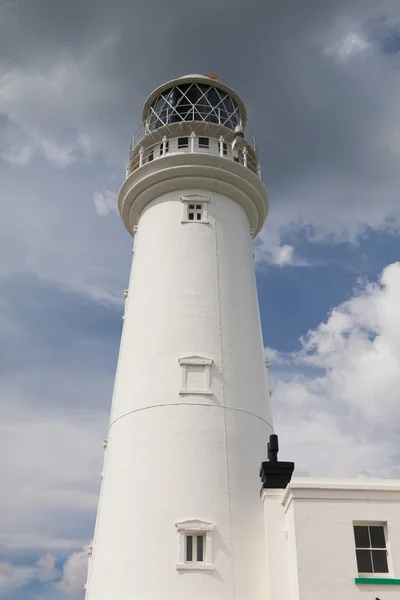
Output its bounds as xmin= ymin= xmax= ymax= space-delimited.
xmin=148 ymin=84 xmax=240 ymax=130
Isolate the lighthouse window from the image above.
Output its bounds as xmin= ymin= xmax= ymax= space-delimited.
xmin=159 ymin=140 xmax=169 ymax=156
xmin=186 ymin=535 xmax=193 ymax=561
xmin=176 ymin=520 xmax=214 ymax=571
xmin=181 ymin=195 xmax=210 ymax=224
xmin=197 ymin=534 xmax=204 ymax=561
xmin=147 ymin=150 xmax=154 ymax=162
xmin=188 ymin=204 xmax=203 ymax=221
xmin=218 ymin=141 xmax=228 ymax=156
xmin=181 ymin=194 xmax=210 ymax=223
xmin=199 ymin=137 xmax=209 ymax=149
xmin=185 ymin=534 xmax=204 ymax=563
xmin=178 ymin=137 xmax=189 ymax=149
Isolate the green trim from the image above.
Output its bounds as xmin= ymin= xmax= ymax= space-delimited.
xmin=355 ymin=577 xmax=400 ymax=585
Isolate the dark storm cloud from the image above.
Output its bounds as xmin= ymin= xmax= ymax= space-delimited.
xmin=2 ymin=0 xmax=398 ymax=178
xmin=1 ymin=0 xmax=400 ymax=242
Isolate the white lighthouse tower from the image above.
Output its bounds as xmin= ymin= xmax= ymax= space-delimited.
xmin=85 ymin=74 xmax=274 ymax=600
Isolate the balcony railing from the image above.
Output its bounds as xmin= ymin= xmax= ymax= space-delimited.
xmin=126 ymin=130 xmax=261 ymax=179
xmin=130 ymin=117 xmax=258 ymax=152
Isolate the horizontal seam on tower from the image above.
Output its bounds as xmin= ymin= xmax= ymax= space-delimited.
xmin=108 ymin=402 xmax=273 ymax=431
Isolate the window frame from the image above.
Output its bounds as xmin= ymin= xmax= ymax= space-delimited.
xmin=198 ymin=136 xmax=210 ymax=149
xmin=175 ymin=519 xmax=215 ymax=571
xmin=178 ymin=136 xmax=189 ymax=149
xmin=218 ymin=140 xmax=228 ymax=156
xmin=159 ymin=140 xmax=169 ymax=156
xmin=178 ymin=355 xmax=213 ymax=395
xmin=353 ymin=522 xmax=391 ymax=577
xmin=181 ymin=194 xmax=210 ymax=224
xmin=185 ymin=533 xmax=205 ymax=563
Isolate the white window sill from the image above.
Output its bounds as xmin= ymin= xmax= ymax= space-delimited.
xmin=179 ymin=389 xmax=212 ymax=395
xmin=176 ymin=563 xmax=215 ymax=571
xmin=181 ymin=219 xmax=209 ymax=224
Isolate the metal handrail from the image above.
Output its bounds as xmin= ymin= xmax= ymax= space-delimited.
xmin=126 ymin=132 xmax=262 ymax=179
xmin=130 ymin=116 xmax=258 ymax=152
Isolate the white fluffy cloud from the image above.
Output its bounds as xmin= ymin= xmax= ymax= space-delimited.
xmin=269 ymin=262 xmax=400 ymax=476
xmin=56 ymin=547 xmax=88 ymax=596
xmin=0 ymin=549 xmax=87 ymax=596
xmin=326 ymin=31 xmax=371 ymax=60
xmin=37 ymin=554 xmax=59 ymax=583
xmin=93 ymin=190 xmax=117 ymax=216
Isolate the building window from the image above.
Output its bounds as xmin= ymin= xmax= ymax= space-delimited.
xmin=198 ymin=137 xmax=209 ymax=148
xmin=218 ymin=141 xmax=227 ymax=156
xmin=353 ymin=524 xmax=389 ymax=574
xmin=178 ymin=137 xmax=189 ymax=149
xmin=176 ymin=520 xmax=214 ymax=571
xmin=181 ymin=194 xmax=210 ymax=224
xmin=185 ymin=533 xmax=205 ymax=563
xmin=234 ymin=150 xmax=244 ymax=164
xmin=147 ymin=150 xmax=154 ymax=162
xmin=178 ymin=356 xmax=213 ymax=395
xmin=159 ymin=140 xmax=169 ymax=156
xmin=188 ymin=203 xmax=203 ymax=221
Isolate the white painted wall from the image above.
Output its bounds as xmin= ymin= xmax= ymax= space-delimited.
xmin=262 ymin=478 xmax=400 ymax=600
xmin=86 ymin=187 xmax=273 ymax=600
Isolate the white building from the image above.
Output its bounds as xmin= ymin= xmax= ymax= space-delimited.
xmin=262 ymin=474 xmax=400 ymax=599
xmin=85 ymin=74 xmax=400 ymax=600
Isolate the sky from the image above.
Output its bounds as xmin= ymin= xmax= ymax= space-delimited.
xmin=1 ymin=0 xmax=400 ymax=597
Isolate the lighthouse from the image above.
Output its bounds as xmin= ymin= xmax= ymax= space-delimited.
xmin=85 ymin=74 xmax=274 ymax=600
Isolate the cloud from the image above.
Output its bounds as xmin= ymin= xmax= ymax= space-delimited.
xmin=0 ymin=280 xmax=115 ymax=556
xmin=0 ymin=563 xmax=36 ymax=594
xmin=270 ymin=262 xmax=400 ymax=475
xmin=93 ymin=190 xmax=116 ymax=216
xmin=1 ymin=3 xmax=400 ymax=599
xmin=55 ymin=547 xmax=88 ymax=597
xmin=37 ymin=554 xmax=59 ymax=583
xmin=326 ymin=31 xmax=371 ymax=60
xmin=0 ymin=144 xmax=33 ymax=166
xmin=0 ymin=66 xmax=88 ymax=167
xmin=0 ymin=549 xmax=85 ymax=596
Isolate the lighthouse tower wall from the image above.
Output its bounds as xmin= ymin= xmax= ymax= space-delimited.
xmin=86 ymin=186 xmax=273 ymax=600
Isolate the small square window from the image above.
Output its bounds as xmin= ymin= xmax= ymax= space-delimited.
xmin=353 ymin=524 xmax=389 ymax=574
xmin=188 ymin=204 xmax=204 ymax=222
xmin=181 ymin=195 xmax=210 ymax=224
xmin=178 ymin=137 xmax=189 ymax=149
xmin=199 ymin=137 xmax=209 ymax=148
